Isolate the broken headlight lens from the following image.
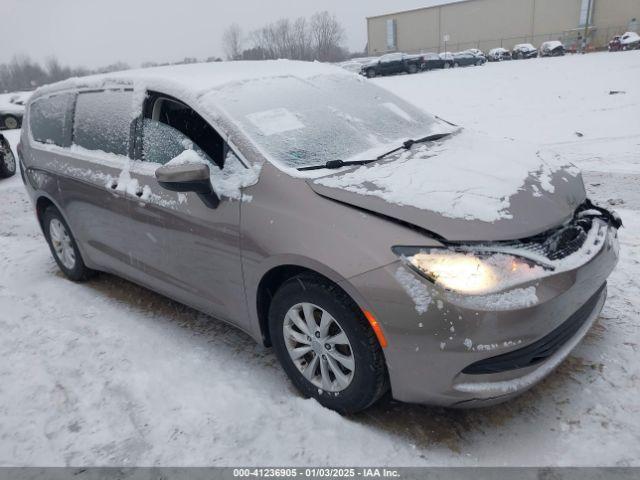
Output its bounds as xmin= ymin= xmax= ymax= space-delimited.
xmin=392 ymin=246 xmax=544 ymax=296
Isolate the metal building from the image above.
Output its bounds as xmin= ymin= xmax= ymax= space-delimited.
xmin=367 ymin=0 xmax=640 ymax=55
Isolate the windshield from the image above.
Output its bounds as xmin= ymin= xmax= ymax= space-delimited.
xmin=207 ymin=74 xmax=440 ymax=170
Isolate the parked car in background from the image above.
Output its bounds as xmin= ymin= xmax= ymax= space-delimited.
xmin=420 ymin=52 xmax=454 ymax=70
xmin=540 ymin=41 xmax=566 ymax=57
xmin=0 ymin=133 xmax=16 ymax=178
xmin=465 ymin=48 xmax=487 ymax=58
xmin=360 ymin=53 xmax=422 ymax=77
xmin=439 ymin=52 xmax=455 ymax=67
xmin=620 ymin=31 xmax=640 ymax=50
xmin=338 ymin=57 xmax=380 ymax=73
xmin=608 ymin=35 xmax=622 ymax=52
xmin=512 ymin=43 xmax=538 ymax=59
xmin=452 ymin=51 xmax=487 ymax=67
xmin=0 ymin=92 xmax=30 ymax=130
xmin=487 ymin=48 xmax=512 ymax=62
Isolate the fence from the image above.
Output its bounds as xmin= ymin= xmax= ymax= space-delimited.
xmin=394 ymin=25 xmax=630 ymax=55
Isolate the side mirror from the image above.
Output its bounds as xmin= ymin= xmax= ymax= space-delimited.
xmin=155 ymin=162 xmax=220 ymax=209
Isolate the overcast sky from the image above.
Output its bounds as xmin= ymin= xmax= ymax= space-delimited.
xmin=3 ymin=0 xmax=451 ymax=68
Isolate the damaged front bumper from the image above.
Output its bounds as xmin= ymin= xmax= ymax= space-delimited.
xmin=346 ymin=211 xmax=620 ymax=407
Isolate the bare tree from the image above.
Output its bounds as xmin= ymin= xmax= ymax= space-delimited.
xmin=310 ymin=11 xmax=346 ymax=62
xmin=241 ymin=12 xmax=346 ymax=62
xmin=222 ymin=23 xmax=243 ymax=61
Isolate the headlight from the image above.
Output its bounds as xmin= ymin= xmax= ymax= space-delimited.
xmin=392 ymin=247 xmax=545 ymax=295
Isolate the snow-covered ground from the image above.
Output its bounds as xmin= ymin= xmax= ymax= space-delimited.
xmin=1 ymin=51 xmax=639 ymax=466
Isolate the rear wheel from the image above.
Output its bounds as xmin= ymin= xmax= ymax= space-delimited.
xmin=269 ymin=274 xmax=388 ymax=413
xmin=42 ymin=207 xmax=96 ymax=281
xmin=407 ymin=64 xmax=418 ymax=74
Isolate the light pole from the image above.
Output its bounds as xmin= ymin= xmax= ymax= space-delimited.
xmin=581 ymin=0 xmax=593 ymax=53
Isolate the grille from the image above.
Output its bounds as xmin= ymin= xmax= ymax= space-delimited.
xmin=462 ymin=285 xmax=605 ymax=375
xmin=499 ymin=217 xmax=594 ymax=261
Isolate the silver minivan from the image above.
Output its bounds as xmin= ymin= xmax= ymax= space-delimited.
xmin=18 ymin=61 xmax=620 ymax=413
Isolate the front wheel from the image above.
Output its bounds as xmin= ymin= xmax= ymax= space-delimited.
xmin=269 ymin=274 xmax=388 ymax=413
xmin=366 ymin=68 xmax=376 ymax=78
xmin=42 ymin=207 xmax=96 ymax=281
xmin=407 ymin=64 xmax=418 ymax=74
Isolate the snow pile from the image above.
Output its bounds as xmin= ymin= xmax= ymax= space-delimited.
xmin=450 ymin=286 xmax=538 ymax=311
xmin=165 ymin=149 xmax=205 ymax=166
xmin=315 ymin=129 xmax=576 ymax=222
xmin=394 ymin=267 xmax=432 ymax=314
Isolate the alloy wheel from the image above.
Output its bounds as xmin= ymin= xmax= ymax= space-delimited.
xmin=282 ymin=302 xmax=355 ymax=392
xmin=49 ymin=218 xmax=76 ymax=270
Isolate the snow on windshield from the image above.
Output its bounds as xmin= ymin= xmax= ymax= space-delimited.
xmin=205 ymin=74 xmax=439 ymax=170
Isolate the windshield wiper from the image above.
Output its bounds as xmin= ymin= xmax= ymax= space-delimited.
xmin=298 ymin=159 xmax=377 ymax=172
xmin=297 ymin=132 xmax=453 ymax=172
xmin=375 ymin=132 xmax=453 ymax=161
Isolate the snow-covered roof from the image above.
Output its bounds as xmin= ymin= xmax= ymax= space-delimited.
xmin=32 ymin=60 xmax=352 ymax=100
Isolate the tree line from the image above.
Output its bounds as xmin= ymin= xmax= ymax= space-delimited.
xmin=1 ymin=11 xmax=355 ymax=93
xmin=222 ymin=11 xmax=352 ymax=62
xmin=0 ymin=55 xmax=224 ymax=93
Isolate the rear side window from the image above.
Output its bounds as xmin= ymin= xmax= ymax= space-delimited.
xmin=73 ymin=90 xmax=133 ymax=156
xmin=29 ymin=93 xmax=75 ymax=147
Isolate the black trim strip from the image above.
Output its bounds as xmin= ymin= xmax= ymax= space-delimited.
xmin=462 ymin=284 xmax=605 ymax=375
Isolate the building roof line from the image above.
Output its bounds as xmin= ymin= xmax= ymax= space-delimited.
xmin=366 ymin=0 xmax=474 ymax=20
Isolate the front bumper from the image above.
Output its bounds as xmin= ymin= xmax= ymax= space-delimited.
xmin=346 ymin=225 xmax=619 ymax=407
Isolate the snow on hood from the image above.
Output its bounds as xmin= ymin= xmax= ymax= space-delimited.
xmin=310 ymin=129 xmax=586 ymax=241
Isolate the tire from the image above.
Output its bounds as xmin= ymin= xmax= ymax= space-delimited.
xmin=453 ymin=62 xmax=459 ymax=68
xmin=42 ymin=206 xmax=96 ymax=282
xmin=366 ymin=68 xmax=376 ymax=78
xmin=2 ymin=115 xmax=19 ymax=130
xmin=269 ymin=274 xmax=388 ymax=413
xmin=407 ymin=64 xmax=418 ymax=74
xmin=0 ymin=141 xmax=16 ymax=178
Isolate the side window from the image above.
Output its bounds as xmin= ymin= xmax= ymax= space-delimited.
xmin=73 ymin=90 xmax=133 ymax=156
xmin=29 ymin=93 xmax=75 ymax=147
xmin=141 ymin=96 xmax=226 ymax=168
xmin=142 ymin=119 xmax=213 ymax=166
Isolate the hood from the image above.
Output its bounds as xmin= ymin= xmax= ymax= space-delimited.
xmin=308 ymin=129 xmax=586 ymax=242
